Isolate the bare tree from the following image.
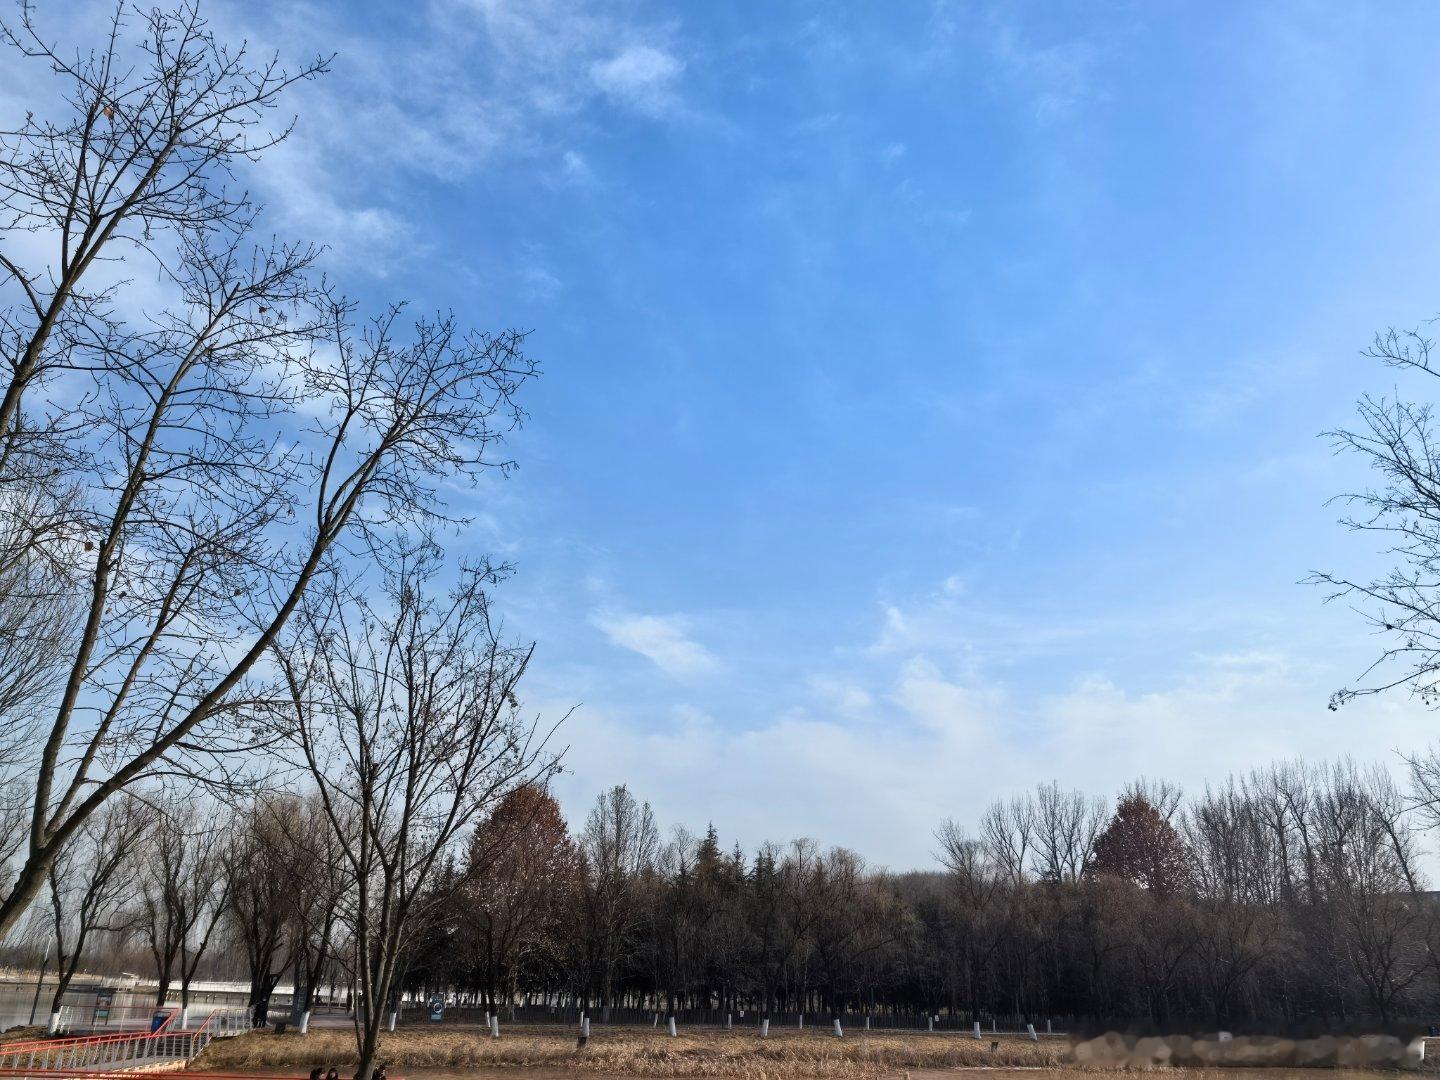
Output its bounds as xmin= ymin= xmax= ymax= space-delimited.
xmin=579 ymin=784 xmax=658 ymax=1019
xmin=226 ymin=793 xmax=295 ymax=1026
xmin=276 ymin=555 xmax=556 ymax=1080
xmin=138 ymin=797 xmax=230 ymax=1024
xmin=1033 ymin=782 xmax=1105 ymax=885
xmin=1312 ymin=325 xmax=1440 ymax=708
xmin=271 ymin=794 xmax=348 ymax=1033
xmin=43 ymin=795 xmax=146 ymax=1031
xmin=0 ymin=2 xmax=538 ymax=940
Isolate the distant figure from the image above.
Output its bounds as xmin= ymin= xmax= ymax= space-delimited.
xmin=325 ymin=1070 xmax=339 ymax=1080
xmin=373 ymin=1065 xmax=389 ymax=1080
xmin=309 ymin=1069 xmax=322 ymax=1080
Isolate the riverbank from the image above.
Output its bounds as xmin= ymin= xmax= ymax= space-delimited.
xmin=193 ymin=1026 xmax=1067 ymax=1079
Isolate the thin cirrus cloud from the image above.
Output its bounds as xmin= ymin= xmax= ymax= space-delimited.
xmin=202 ymin=0 xmax=687 ymax=270
xmin=590 ymin=610 xmax=720 ymax=678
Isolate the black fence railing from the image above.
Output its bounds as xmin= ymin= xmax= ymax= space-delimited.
xmin=398 ymin=1001 xmax=1064 ymax=1034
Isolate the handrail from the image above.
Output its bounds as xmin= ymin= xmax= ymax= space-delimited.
xmin=192 ymin=1006 xmax=224 ymax=1035
xmin=0 ymin=1006 xmax=251 ymax=1075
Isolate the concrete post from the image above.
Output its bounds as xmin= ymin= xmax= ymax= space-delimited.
xmin=490 ymin=1015 xmax=499 ymax=1038
xmin=973 ymin=1022 xmax=982 ymax=1040
xmin=1026 ymin=1024 xmax=1037 ymax=1042
xmin=667 ymin=1017 xmax=677 ymax=1037
xmin=1046 ymin=1019 xmax=1052 ymax=1035
xmin=833 ymin=1019 xmax=843 ymax=1038
xmin=927 ymin=1016 xmax=934 ymax=1033
xmin=387 ymin=1010 xmax=397 ymax=1032
xmin=726 ymin=1013 xmax=732 ymax=1031
xmin=761 ymin=1019 xmax=770 ymax=1038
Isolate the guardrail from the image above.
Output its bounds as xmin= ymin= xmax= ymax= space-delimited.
xmin=0 ymin=1006 xmax=252 ymax=1076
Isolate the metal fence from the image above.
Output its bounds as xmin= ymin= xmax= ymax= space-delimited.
xmin=0 ymin=1006 xmax=252 ymax=1078
xmin=402 ymin=1001 xmax=1063 ymax=1034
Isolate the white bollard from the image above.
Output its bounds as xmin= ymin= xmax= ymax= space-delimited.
xmin=761 ymin=1019 xmax=770 ymax=1038
xmin=667 ymin=1016 xmax=677 ymax=1037
xmin=1408 ymin=1038 xmax=1427 ymax=1066
xmin=1026 ymin=1024 xmax=1037 ymax=1042
xmin=991 ymin=1018 xmax=997 ymax=1034
xmin=798 ymin=1013 xmax=804 ymax=1030
xmin=865 ymin=1016 xmax=871 ymax=1030
xmin=583 ymin=1017 xmax=591 ymax=1038
xmin=387 ymin=1010 xmax=397 ymax=1032
xmin=927 ymin=1015 xmax=933 ymax=1032
xmin=490 ymin=1015 xmax=500 ymax=1038
xmin=833 ymin=1019 xmax=843 ymax=1038
xmin=973 ymin=1022 xmax=982 ymax=1040
xmin=726 ymin=1013 xmax=732 ymax=1031
xmin=1046 ymin=1019 xmax=1052 ymax=1035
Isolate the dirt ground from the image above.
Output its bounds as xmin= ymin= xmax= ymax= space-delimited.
xmin=192 ymin=1025 xmax=1067 ymax=1079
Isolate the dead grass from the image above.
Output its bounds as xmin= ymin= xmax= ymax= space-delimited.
xmin=193 ymin=1025 xmax=1067 ymax=1079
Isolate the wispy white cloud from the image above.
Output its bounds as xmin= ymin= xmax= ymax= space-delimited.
xmin=547 ymin=640 xmax=1428 ymax=870
xmin=590 ymin=44 xmax=684 ymax=113
xmin=987 ymin=21 xmax=1100 ymax=123
xmin=206 ymin=0 xmax=687 ymax=270
xmin=590 ymin=610 xmax=719 ymax=678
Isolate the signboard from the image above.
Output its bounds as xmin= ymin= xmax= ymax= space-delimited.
xmin=428 ymin=996 xmax=445 ymax=1022
xmin=94 ymin=988 xmax=115 ymax=1026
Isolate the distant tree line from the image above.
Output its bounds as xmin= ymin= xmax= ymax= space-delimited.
xmin=11 ymin=753 xmax=1440 ymax=1034
xmin=364 ymin=757 xmax=1437 ymax=1032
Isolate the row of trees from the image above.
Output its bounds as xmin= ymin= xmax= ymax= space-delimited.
xmin=23 ymin=757 xmax=1439 ymax=1035
xmin=11 ymin=754 xmax=1440 ymax=1042
xmin=398 ymin=762 xmax=1440 ymax=1031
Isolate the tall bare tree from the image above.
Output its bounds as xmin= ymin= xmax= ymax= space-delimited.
xmin=276 ymin=555 xmax=556 ymax=1080
xmin=579 ymin=785 xmax=658 ymax=1019
xmin=0 ymin=2 xmax=537 ymax=940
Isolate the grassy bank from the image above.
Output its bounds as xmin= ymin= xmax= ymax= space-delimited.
xmin=193 ymin=1025 xmax=1067 ymax=1079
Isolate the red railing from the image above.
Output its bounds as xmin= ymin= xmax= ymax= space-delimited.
xmin=0 ymin=1006 xmax=251 ymax=1076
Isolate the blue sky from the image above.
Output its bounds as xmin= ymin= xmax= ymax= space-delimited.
xmin=195 ymin=0 xmax=1440 ymax=865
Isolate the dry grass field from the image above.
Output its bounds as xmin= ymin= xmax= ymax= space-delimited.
xmin=193 ymin=1025 xmax=1067 ymax=1079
